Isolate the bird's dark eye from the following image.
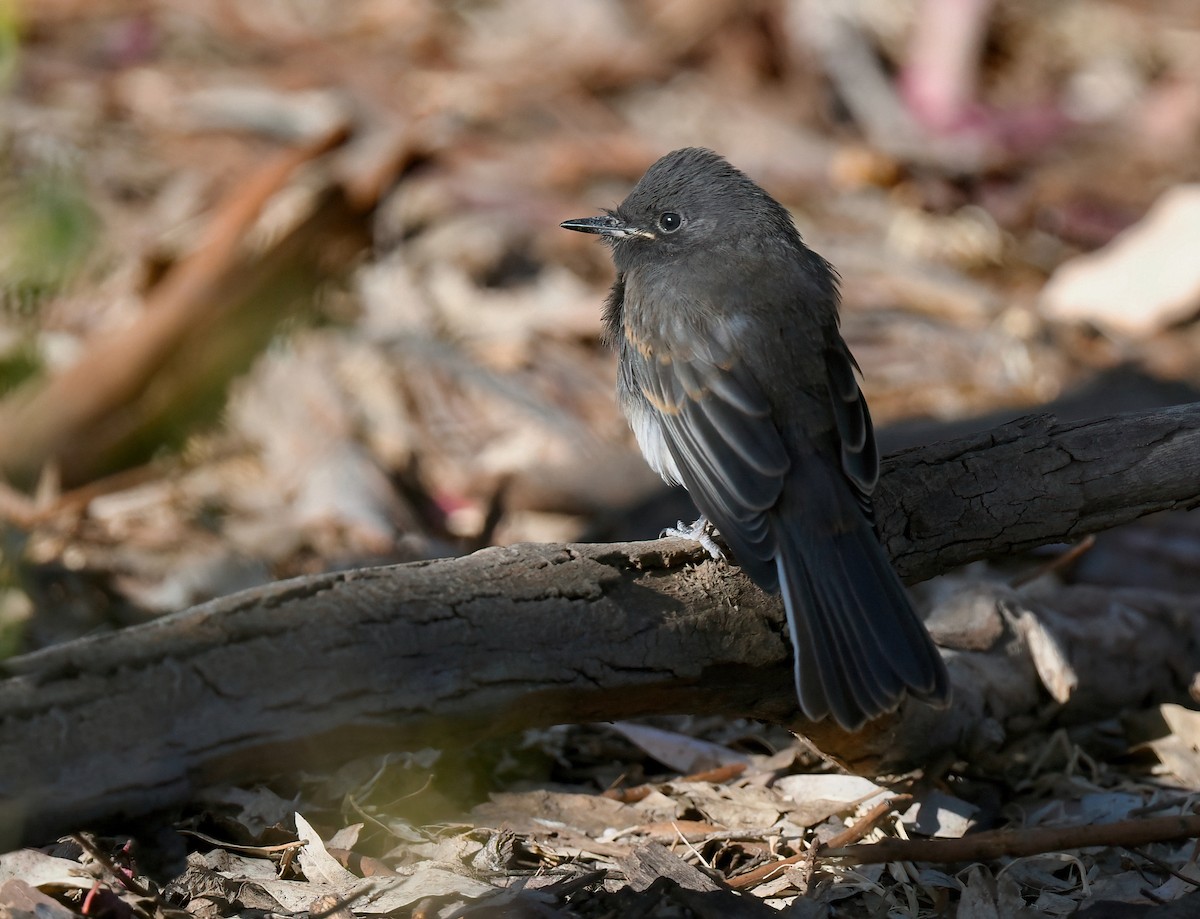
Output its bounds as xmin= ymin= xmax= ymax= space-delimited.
xmin=657 ymin=212 xmax=682 ymax=233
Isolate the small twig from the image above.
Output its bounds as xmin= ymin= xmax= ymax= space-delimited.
xmin=346 ymin=794 xmax=401 ymax=838
xmin=71 ymin=834 xmax=155 ymax=901
xmin=670 ymin=821 xmax=711 ymax=868
xmin=726 ymin=794 xmax=912 ymax=890
xmin=177 ymin=828 xmax=306 ymax=858
xmin=603 ymin=762 xmax=748 ymax=804
xmin=825 ymin=794 xmax=913 ymax=849
xmin=822 ymin=813 xmax=1200 ymax=865
xmin=1010 ymin=535 xmax=1096 ymax=588
xmin=27 ymin=463 xmax=178 ymax=526
xmin=681 ymin=762 xmax=749 ymax=785
xmin=791 ymin=840 xmax=819 ymax=897
xmin=725 ymin=847 xmax=804 ymax=889
xmin=1130 ymin=796 xmax=1194 ymax=818
xmin=1125 ymin=846 xmax=1200 ymax=890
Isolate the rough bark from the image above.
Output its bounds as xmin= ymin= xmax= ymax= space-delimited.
xmin=876 ymin=405 xmax=1200 ymax=581
xmin=0 ymin=404 xmax=1198 ymax=845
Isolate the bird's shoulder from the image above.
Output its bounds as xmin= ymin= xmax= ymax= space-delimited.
xmin=619 ymin=253 xmax=831 ymax=373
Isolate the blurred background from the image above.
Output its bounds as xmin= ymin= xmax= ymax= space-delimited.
xmin=1 ymin=0 xmax=1199 ymax=654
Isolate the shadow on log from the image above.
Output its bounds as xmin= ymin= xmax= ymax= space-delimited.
xmin=1 ymin=404 xmax=1198 ymax=846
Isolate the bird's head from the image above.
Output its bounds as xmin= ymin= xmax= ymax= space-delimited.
xmin=560 ymin=147 xmax=799 ymax=270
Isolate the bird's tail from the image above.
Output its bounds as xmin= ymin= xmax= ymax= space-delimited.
xmin=775 ymin=517 xmax=949 ymax=731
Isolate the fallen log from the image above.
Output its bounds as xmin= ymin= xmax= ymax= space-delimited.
xmin=0 ymin=404 xmax=1198 ymax=846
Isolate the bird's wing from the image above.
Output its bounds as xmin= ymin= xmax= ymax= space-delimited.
xmin=824 ymin=341 xmax=879 ymax=520
xmin=632 ymin=333 xmax=790 ymax=588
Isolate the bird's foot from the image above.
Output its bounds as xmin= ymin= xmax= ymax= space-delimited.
xmin=661 ymin=515 xmax=725 ymax=561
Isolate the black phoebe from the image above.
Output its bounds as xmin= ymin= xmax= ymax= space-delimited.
xmin=562 ymin=148 xmax=949 ymax=730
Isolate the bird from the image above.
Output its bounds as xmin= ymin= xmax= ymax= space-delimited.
xmin=561 ymin=147 xmax=949 ymax=730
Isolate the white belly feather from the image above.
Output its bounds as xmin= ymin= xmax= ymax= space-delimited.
xmin=626 ymin=400 xmax=682 ymax=486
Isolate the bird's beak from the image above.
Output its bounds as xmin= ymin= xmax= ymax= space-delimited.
xmin=560 ymin=214 xmax=653 ymax=239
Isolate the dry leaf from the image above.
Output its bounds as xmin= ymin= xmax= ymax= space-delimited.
xmin=1041 ymin=185 xmax=1200 ymax=337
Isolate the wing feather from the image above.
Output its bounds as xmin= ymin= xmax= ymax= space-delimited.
xmin=826 ymin=343 xmax=879 ymax=518
xmin=631 ymin=339 xmax=789 ymax=583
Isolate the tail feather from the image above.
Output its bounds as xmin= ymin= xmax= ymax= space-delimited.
xmin=775 ymin=517 xmax=949 ymax=730
xmin=810 ymin=540 xmax=906 ymax=714
xmin=785 ymin=549 xmax=892 ymax=727
xmin=777 ymin=564 xmax=837 ymax=722
xmin=779 ymin=561 xmax=846 ymax=724
xmin=823 ymin=523 xmax=942 ymax=696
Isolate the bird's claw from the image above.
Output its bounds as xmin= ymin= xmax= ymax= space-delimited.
xmin=661 ymin=516 xmax=725 ymax=560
